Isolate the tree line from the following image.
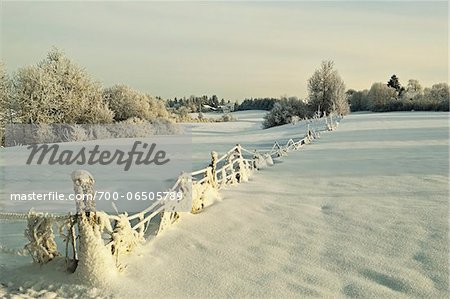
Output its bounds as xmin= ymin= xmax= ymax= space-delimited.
xmin=166 ymin=95 xmax=234 ymax=113
xmin=348 ymin=75 xmax=449 ymax=112
xmin=166 ymin=96 xmax=281 ymax=113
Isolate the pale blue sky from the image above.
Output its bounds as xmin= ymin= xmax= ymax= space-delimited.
xmin=0 ymin=1 xmax=447 ymax=101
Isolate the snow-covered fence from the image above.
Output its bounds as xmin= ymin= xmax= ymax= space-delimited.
xmin=0 ymin=114 xmax=341 ymax=277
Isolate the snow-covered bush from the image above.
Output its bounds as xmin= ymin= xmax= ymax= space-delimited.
xmin=108 ymin=117 xmax=154 ymax=138
xmin=151 ymin=117 xmax=180 ymax=135
xmin=12 ymin=48 xmax=114 ymax=124
xmin=90 ymin=125 xmax=112 ymax=140
xmin=263 ymin=98 xmax=311 ymax=129
xmin=35 ymin=124 xmax=58 ymax=144
xmin=109 ymin=214 xmax=144 ymax=268
xmin=24 ymin=212 xmax=60 ymax=264
xmin=103 ymin=84 xmax=169 ymax=122
xmin=67 ymin=125 xmax=90 ymax=142
xmin=218 ymin=113 xmax=236 ymax=122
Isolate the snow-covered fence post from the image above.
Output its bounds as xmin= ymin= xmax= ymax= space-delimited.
xmin=71 ymin=170 xmax=96 ymax=215
xmin=236 ymin=144 xmax=249 ymax=182
xmin=271 ymin=141 xmax=286 ymax=157
xmin=71 ymin=170 xmax=117 ymax=282
xmin=210 ymin=151 xmax=218 ymax=188
xmin=252 ymin=149 xmax=259 ymax=169
xmin=226 ymin=149 xmax=238 ymax=185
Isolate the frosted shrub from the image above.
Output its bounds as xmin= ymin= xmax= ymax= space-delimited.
xmin=109 ymin=214 xmax=144 ymax=268
xmin=90 ymin=125 xmax=112 ymax=140
xmin=151 ymin=118 xmax=180 ymax=135
xmin=262 ymin=98 xmax=311 ymax=129
xmin=24 ymin=212 xmax=60 ymax=264
xmin=68 ymin=125 xmax=90 ymax=142
xmin=103 ymin=84 xmax=170 ymax=122
xmin=122 ymin=117 xmax=154 ymax=137
xmin=158 ymin=211 xmax=180 ymax=235
xmin=35 ymin=124 xmax=58 ymax=144
xmin=108 ymin=117 xmax=153 ymax=138
xmin=218 ymin=113 xmax=236 ymax=122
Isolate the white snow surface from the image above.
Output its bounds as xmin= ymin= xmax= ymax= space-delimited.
xmin=0 ymin=111 xmax=449 ymax=298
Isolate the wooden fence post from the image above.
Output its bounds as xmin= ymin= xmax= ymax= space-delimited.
xmin=71 ymin=170 xmax=96 ymax=215
xmin=210 ymin=151 xmax=218 ymax=187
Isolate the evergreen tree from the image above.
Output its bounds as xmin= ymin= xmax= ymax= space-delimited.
xmin=387 ymin=74 xmax=405 ymax=97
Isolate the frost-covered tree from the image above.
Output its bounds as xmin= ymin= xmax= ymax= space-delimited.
xmin=12 ymin=48 xmax=113 ymax=124
xmin=348 ymin=89 xmax=370 ymax=112
xmin=307 ymin=61 xmax=349 ymax=115
xmin=0 ymin=62 xmax=9 ymax=144
xmin=403 ymin=79 xmax=423 ymax=100
xmin=426 ymin=83 xmax=449 ymax=103
xmin=103 ymin=84 xmax=169 ymax=122
xmin=368 ymin=82 xmax=396 ymax=111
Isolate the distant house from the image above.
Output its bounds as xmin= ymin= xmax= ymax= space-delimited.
xmin=202 ymin=104 xmax=217 ymax=112
xmin=217 ymin=103 xmax=234 ymax=113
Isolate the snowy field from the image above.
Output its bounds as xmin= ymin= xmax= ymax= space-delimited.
xmin=0 ymin=111 xmax=449 ymax=298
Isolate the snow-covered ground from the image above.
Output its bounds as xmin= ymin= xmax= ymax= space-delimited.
xmin=1 ymin=111 xmax=448 ymax=298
